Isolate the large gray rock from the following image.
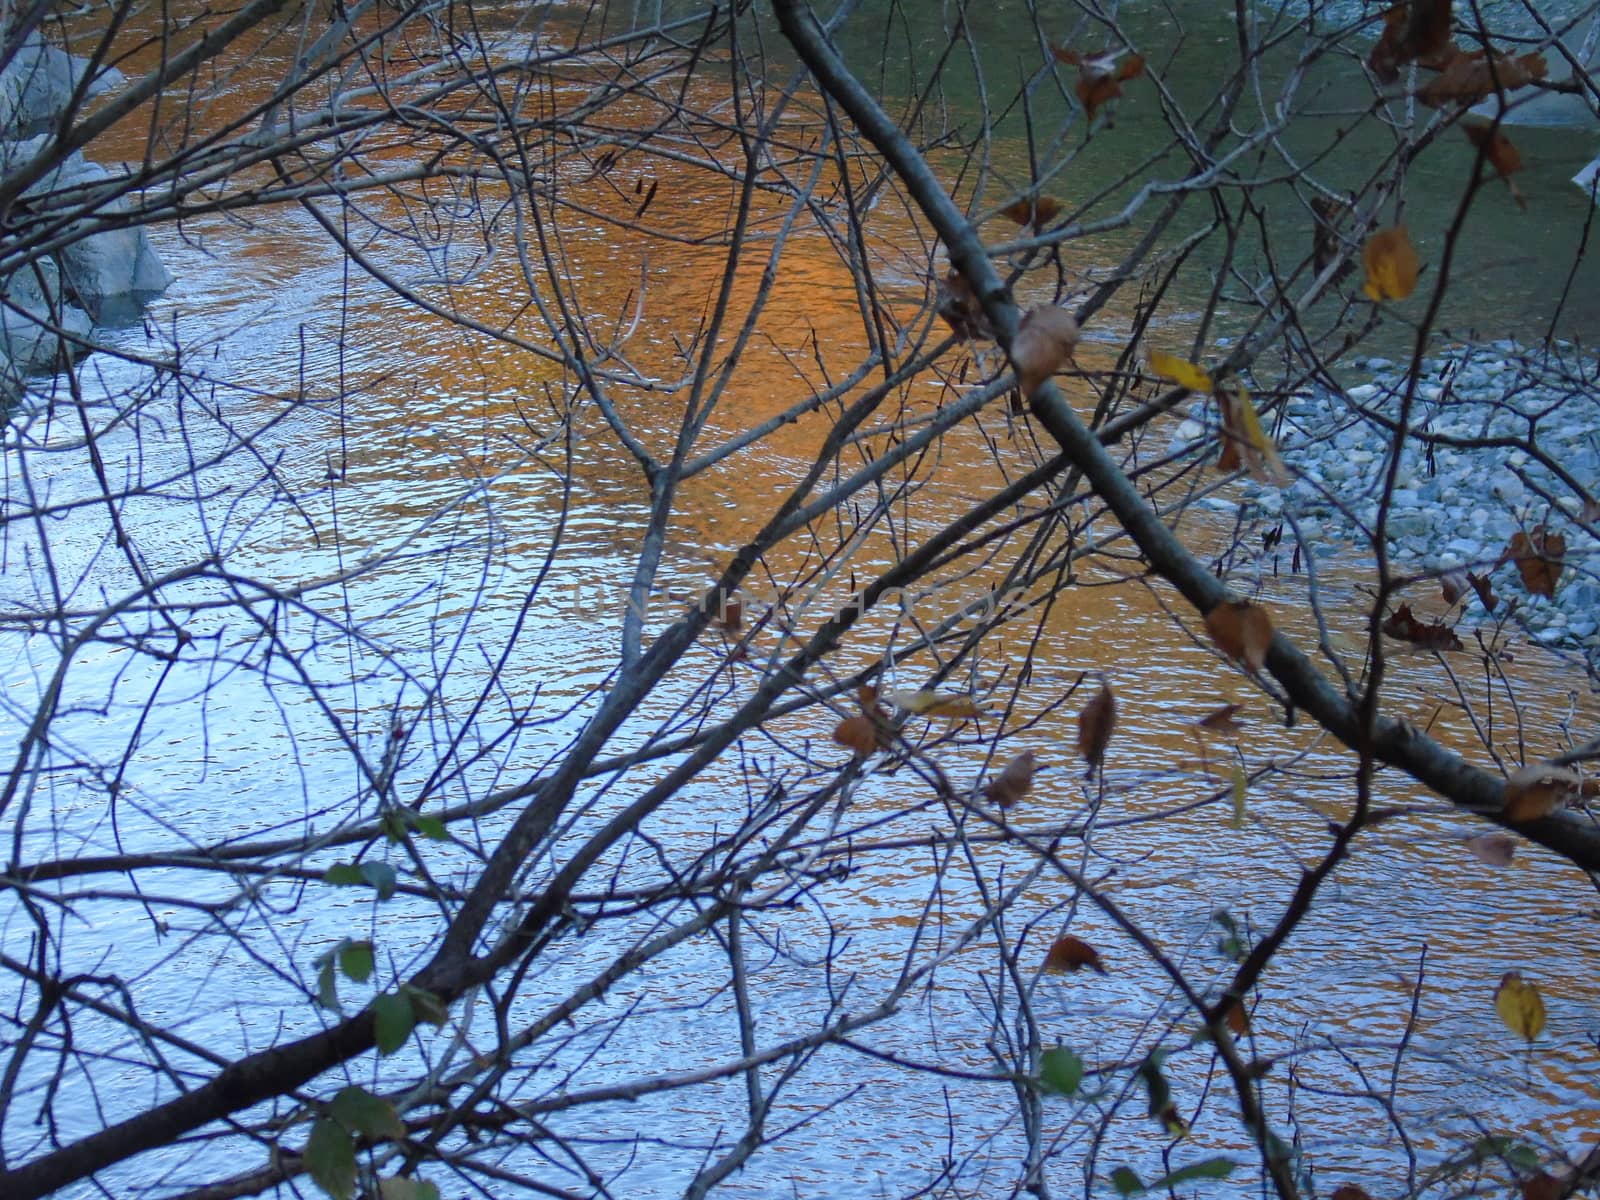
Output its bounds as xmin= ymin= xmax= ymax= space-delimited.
xmin=0 ymin=257 xmax=93 ymax=373
xmin=21 ymin=153 xmax=173 ymax=322
xmin=0 ymin=31 xmax=124 ymax=138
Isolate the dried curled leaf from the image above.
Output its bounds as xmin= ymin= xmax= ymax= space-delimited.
xmin=1223 ymin=998 xmax=1250 ymax=1036
xmin=1330 ymin=1187 xmax=1377 ymax=1200
xmin=1216 ymin=384 xmax=1289 ymax=484
xmin=1362 ymin=226 xmax=1420 ymax=301
xmin=1368 ymin=0 xmax=1454 ymax=81
xmin=1418 ymin=49 xmax=1547 ymax=107
xmin=1012 ymin=304 xmax=1080 ymax=398
xmin=984 ymin=749 xmax=1037 ymax=809
xmin=1381 ymin=602 xmax=1464 ymax=650
xmin=1493 ymin=970 xmax=1546 ymax=1043
xmin=1507 ymin=525 xmax=1565 ymax=598
xmin=1468 ymin=570 xmax=1498 ymax=613
xmin=832 ymin=714 xmax=884 ymax=757
xmin=1197 ymin=703 xmax=1245 ymax=735
xmin=1463 ymin=117 xmax=1526 ymax=209
xmin=1205 ymin=601 xmax=1274 ymax=672
xmin=1464 ymin=832 xmax=1517 ymax=867
xmin=1311 ymin=195 xmax=1356 ymax=278
xmin=1053 ymin=47 xmax=1146 ymax=119
xmin=1000 ymin=195 xmax=1064 ymax=227
xmin=1045 ymin=934 xmax=1108 ymax=974
xmin=1503 ymin=764 xmax=1580 ymax=822
xmin=1076 ymin=681 xmax=1116 ymax=775
xmin=1149 ymin=349 xmax=1213 ymax=392
xmin=936 ymin=268 xmax=994 ymax=343
xmin=889 ymin=690 xmax=982 ymax=720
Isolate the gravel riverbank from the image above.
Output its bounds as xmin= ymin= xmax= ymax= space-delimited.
xmin=1172 ymin=341 xmax=1600 ymax=650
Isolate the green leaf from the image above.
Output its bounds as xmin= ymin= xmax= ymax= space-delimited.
xmin=378 ymin=1178 xmax=440 ymax=1200
xmin=1154 ymin=1157 xmax=1236 ymax=1188
xmin=373 ymin=992 xmax=416 ymax=1055
xmin=330 ymin=1085 xmax=404 ymax=1140
xmin=316 ymin=957 xmax=340 ymax=1012
xmin=324 ymin=864 xmax=365 ymax=886
xmin=1039 ymin=1045 xmax=1083 ymax=1097
xmin=1474 ymin=1136 xmax=1540 ymax=1172
xmin=304 ymin=1117 xmax=357 ymax=1200
xmin=1212 ymin=910 xmax=1247 ymax=962
xmin=1138 ymin=1054 xmax=1171 ymax=1118
xmin=412 ymin=814 xmax=448 ymax=841
xmin=403 ymin=985 xmax=449 ymax=1027
xmin=359 ymin=861 xmax=397 ymax=900
xmin=339 ymin=940 xmax=375 ymax=984
xmin=380 ymin=811 xmax=407 ymax=844
xmin=1110 ymin=1166 xmax=1145 ymax=1195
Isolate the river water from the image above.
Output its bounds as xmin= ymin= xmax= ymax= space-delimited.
xmin=3 ymin=2 xmax=1600 ymax=1197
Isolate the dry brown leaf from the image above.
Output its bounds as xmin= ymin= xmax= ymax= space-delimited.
xmin=1440 ymin=569 xmax=1469 ymax=606
xmin=1418 ymin=49 xmax=1547 ymax=107
xmin=1382 ymin=602 xmax=1464 ymax=650
xmin=1362 ymin=226 xmax=1421 ymax=301
xmin=1311 ymin=195 xmax=1355 ymax=278
xmin=1205 ymin=601 xmax=1274 ymax=671
xmin=1462 ymin=116 xmax=1526 ymax=209
xmin=1507 ymin=525 xmax=1566 ymax=598
xmin=1369 ymin=0 xmax=1453 ymax=81
xmin=1000 ymin=195 xmax=1064 ymax=227
xmin=714 ymin=593 xmax=743 ymax=630
xmin=1464 ymin=832 xmax=1518 ymax=866
xmin=1053 ymin=47 xmax=1146 ymax=119
xmin=984 ymin=749 xmax=1038 ymax=809
xmin=1044 ymin=933 xmax=1108 ymax=974
xmin=1522 ymin=1171 xmax=1564 ymax=1200
xmin=936 ymin=268 xmax=993 ymax=342
xmin=1076 ymin=681 xmax=1116 ymax=775
xmin=856 ymin=682 xmax=881 ymax=711
xmin=1467 ymin=569 xmax=1498 ymax=613
xmin=1503 ymin=764 xmax=1580 ymax=822
xmin=1215 ymin=433 xmax=1243 ymax=473
xmin=832 ymin=714 xmax=883 ymax=757
xmin=1223 ymin=998 xmax=1250 ymax=1036
xmin=1368 ymin=3 xmax=1410 ymax=82
xmin=1198 ymin=703 xmax=1246 ymax=735
xmin=1012 ymin=305 xmax=1080 ymax=398
xmin=889 ymin=690 xmax=982 ymax=720
xmin=1330 ymin=1187 xmax=1377 ymax=1200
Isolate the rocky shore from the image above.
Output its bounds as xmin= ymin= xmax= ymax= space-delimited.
xmin=0 ymin=30 xmax=171 ymax=399
xmin=1174 ymin=341 xmax=1600 ymax=649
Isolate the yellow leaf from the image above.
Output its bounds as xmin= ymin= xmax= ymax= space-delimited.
xmin=887 ymin=690 xmax=982 ymax=720
xmin=1230 ymin=763 xmax=1248 ymax=830
xmin=1361 ymin=226 xmax=1420 ymax=301
xmin=1230 ymin=385 xmax=1290 ymax=485
xmin=1149 ymin=349 xmax=1213 ymax=392
xmin=1494 ymin=971 xmax=1546 ymax=1043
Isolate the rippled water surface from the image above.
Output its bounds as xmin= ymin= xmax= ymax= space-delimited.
xmin=4 ymin=2 xmax=1600 ymax=1197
